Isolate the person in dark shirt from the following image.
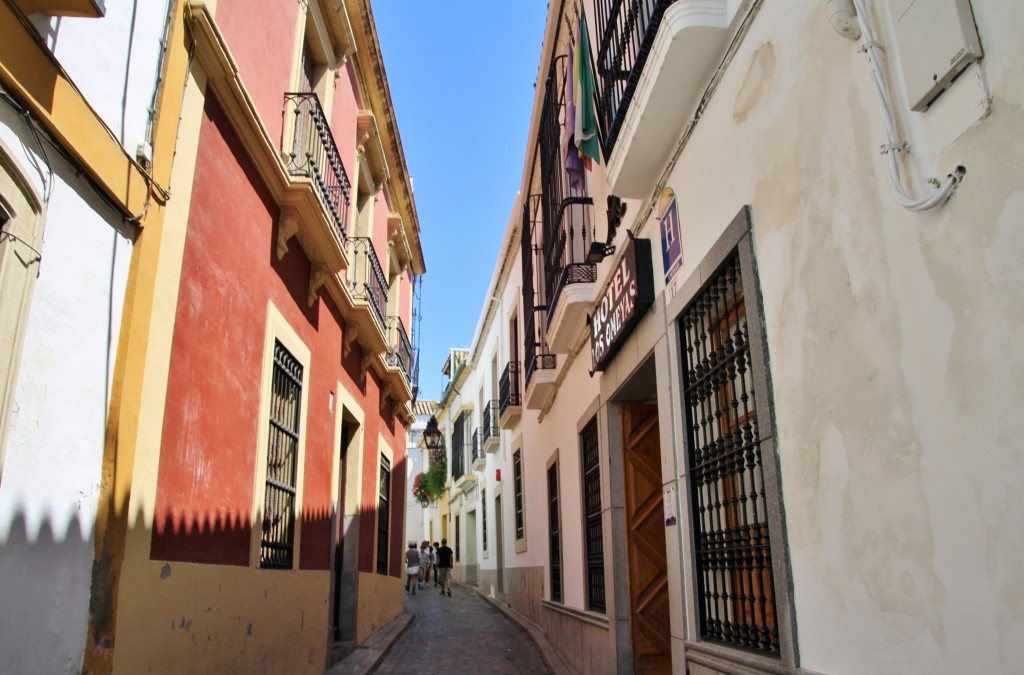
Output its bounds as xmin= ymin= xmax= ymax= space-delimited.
xmin=436 ymin=538 xmax=454 ymax=597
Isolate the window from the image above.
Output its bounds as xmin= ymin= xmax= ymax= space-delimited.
xmin=376 ymin=454 xmax=391 ymax=574
xmin=261 ymin=341 xmax=303 ymax=569
xmin=482 ymin=488 xmax=488 ymax=553
xmin=0 ymin=157 xmax=44 ymax=470
xmin=513 ymin=449 xmax=525 ymax=540
xmin=547 ymin=461 xmax=562 ymax=603
xmin=452 ymin=413 xmax=467 ymax=480
xmin=581 ymin=417 xmax=605 ymax=612
xmin=455 ymin=514 xmax=461 ymax=563
xmin=680 ymin=239 xmax=782 ymax=654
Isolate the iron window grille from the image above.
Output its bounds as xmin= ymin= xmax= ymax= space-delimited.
xmin=455 ymin=514 xmax=461 ymax=563
xmin=376 ymin=454 xmax=391 ymax=575
xmin=513 ymin=450 xmax=525 ymax=540
xmin=548 ymin=462 xmax=563 ymax=603
xmin=581 ymin=417 xmax=606 ymax=612
xmin=592 ymin=0 xmax=673 ymax=157
xmin=261 ymin=340 xmax=303 ymax=569
xmin=521 ymin=195 xmax=557 ymax=386
xmin=472 ymin=428 xmax=482 ymax=460
xmin=482 ymin=400 xmax=500 ymax=441
xmin=452 ymin=413 xmax=467 ymax=480
xmin=538 ymin=55 xmax=596 ymax=325
xmin=499 ymin=361 xmax=522 ymax=415
xmin=283 ymin=92 xmax=351 ymax=243
xmin=482 ymin=488 xmax=488 ymax=553
xmin=680 ymin=251 xmax=779 ymax=655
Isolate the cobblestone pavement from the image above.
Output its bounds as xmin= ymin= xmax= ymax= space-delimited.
xmin=372 ymin=583 xmax=552 ymax=675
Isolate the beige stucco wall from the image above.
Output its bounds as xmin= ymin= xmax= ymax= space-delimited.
xmin=542 ymin=603 xmax=615 ymax=675
xmin=635 ymin=0 xmax=1024 ymax=672
xmin=429 ymin=1 xmax=1023 ymax=672
xmin=504 ymin=564 xmax=545 ymax=626
xmin=113 ymin=557 xmax=331 ymax=674
xmin=354 ymin=570 xmax=405 ymax=644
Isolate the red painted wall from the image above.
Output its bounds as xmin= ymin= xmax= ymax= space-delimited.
xmin=152 ymin=93 xmax=406 ymax=572
xmin=216 ymin=0 xmax=297 ymax=147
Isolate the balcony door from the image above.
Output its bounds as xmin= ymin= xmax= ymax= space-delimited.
xmin=291 ymin=43 xmax=318 ymax=163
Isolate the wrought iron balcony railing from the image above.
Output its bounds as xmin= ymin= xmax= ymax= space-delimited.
xmin=348 ymin=237 xmax=388 ymax=330
xmin=283 ymin=92 xmax=352 ymax=243
xmin=499 ymin=362 xmax=522 ymax=416
xmin=593 ymin=0 xmax=673 ymax=156
xmin=482 ymin=400 xmax=500 ymax=441
xmin=537 ymin=56 xmax=596 ymax=324
xmin=524 ymin=310 xmax=557 ymax=386
xmin=472 ymin=429 xmax=481 ymax=460
xmin=386 ymin=316 xmax=414 ymax=384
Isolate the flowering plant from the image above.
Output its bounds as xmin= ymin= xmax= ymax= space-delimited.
xmin=412 ymin=472 xmax=433 ymax=507
xmin=413 ymin=448 xmax=447 ymax=507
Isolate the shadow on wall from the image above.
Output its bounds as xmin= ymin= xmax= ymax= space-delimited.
xmin=0 ymin=489 xmax=399 ymax=673
xmin=0 ymin=504 xmax=97 ymax=674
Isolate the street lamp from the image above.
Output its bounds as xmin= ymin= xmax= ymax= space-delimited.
xmin=423 ymin=415 xmax=442 ymax=450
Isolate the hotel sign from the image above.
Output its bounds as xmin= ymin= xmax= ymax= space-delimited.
xmin=590 ymin=236 xmax=654 ymax=372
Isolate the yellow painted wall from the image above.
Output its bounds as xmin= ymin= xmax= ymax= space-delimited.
xmin=113 ymin=558 xmax=331 ymax=674
xmin=354 ymin=571 xmax=404 ymax=644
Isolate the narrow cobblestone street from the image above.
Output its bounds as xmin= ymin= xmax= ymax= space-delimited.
xmin=373 ymin=583 xmax=552 ymax=674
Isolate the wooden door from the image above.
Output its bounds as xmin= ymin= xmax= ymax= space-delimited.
xmin=622 ymin=404 xmax=671 ymax=674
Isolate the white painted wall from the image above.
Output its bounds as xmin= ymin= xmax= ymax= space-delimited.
xmin=0 ymin=3 xmax=165 ymax=671
xmin=31 ymin=0 xmax=170 ymax=153
xmin=639 ymin=0 xmax=1024 ymax=672
xmin=404 ymin=411 xmax=430 ymax=545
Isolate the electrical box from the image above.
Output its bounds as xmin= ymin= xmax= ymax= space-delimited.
xmin=889 ymin=0 xmax=983 ymax=111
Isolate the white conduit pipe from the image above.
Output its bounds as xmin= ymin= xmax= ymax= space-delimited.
xmin=850 ymin=0 xmax=966 ymax=211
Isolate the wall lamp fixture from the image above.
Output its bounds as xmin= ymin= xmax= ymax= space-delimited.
xmin=586 ymin=194 xmax=627 ymax=263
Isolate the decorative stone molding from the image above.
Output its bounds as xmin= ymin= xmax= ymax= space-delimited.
xmin=359 ymin=348 xmax=373 ymax=380
xmin=356 ymin=110 xmax=390 ymax=189
xmin=307 ymin=263 xmax=328 ymax=306
xmin=277 ymin=211 xmax=300 ymax=260
xmin=343 ymin=324 xmax=359 ymax=358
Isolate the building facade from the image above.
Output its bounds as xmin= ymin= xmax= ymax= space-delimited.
xmin=0 ymin=0 xmax=166 ymax=672
xmin=437 ymin=0 xmax=1024 ymax=673
xmin=1 ymin=0 xmax=424 ymax=672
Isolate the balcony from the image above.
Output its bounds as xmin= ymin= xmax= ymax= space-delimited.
xmin=524 ymin=312 xmax=557 ymax=410
xmin=338 ymin=237 xmax=388 ymax=368
xmin=524 ymin=350 xmax=557 ymax=410
xmin=282 ymin=93 xmax=352 ymax=270
xmin=385 ymin=317 xmax=414 ymax=383
xmin=482 ymin=401 xmax=500 ymax=453
xmin=377 ymin=316 xmax=414 ymax=411
xmin=498 ymin=362 xmax=522 ymax=429
xmin=347 ymin=237 xmax=387 ymax=328
xmin=471 ymin=430 xmax=486 ymax=471
xmin=536 ymin=56 xmax=597 ymax=353
xmin=453 ymin=436 xmax=477 ymax=493
xmin=595 ymin=0 xmax=729 ymax=197
xmin=543 ymin=198 xmax=597 ymax=353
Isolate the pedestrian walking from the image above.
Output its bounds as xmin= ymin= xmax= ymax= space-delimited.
xmin=404 ymin=542 xmax=420 ymax=594
xmin=418 ymin=541 xmax=430 ymax=589
xmin=432 ymin=541 xmax=440 ymax=586
xmin=436 ymin=537 xmax=454 ymax=597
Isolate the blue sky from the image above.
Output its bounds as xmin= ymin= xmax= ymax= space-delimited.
xmin=372 ymin=2 xmax=549 ymax=402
